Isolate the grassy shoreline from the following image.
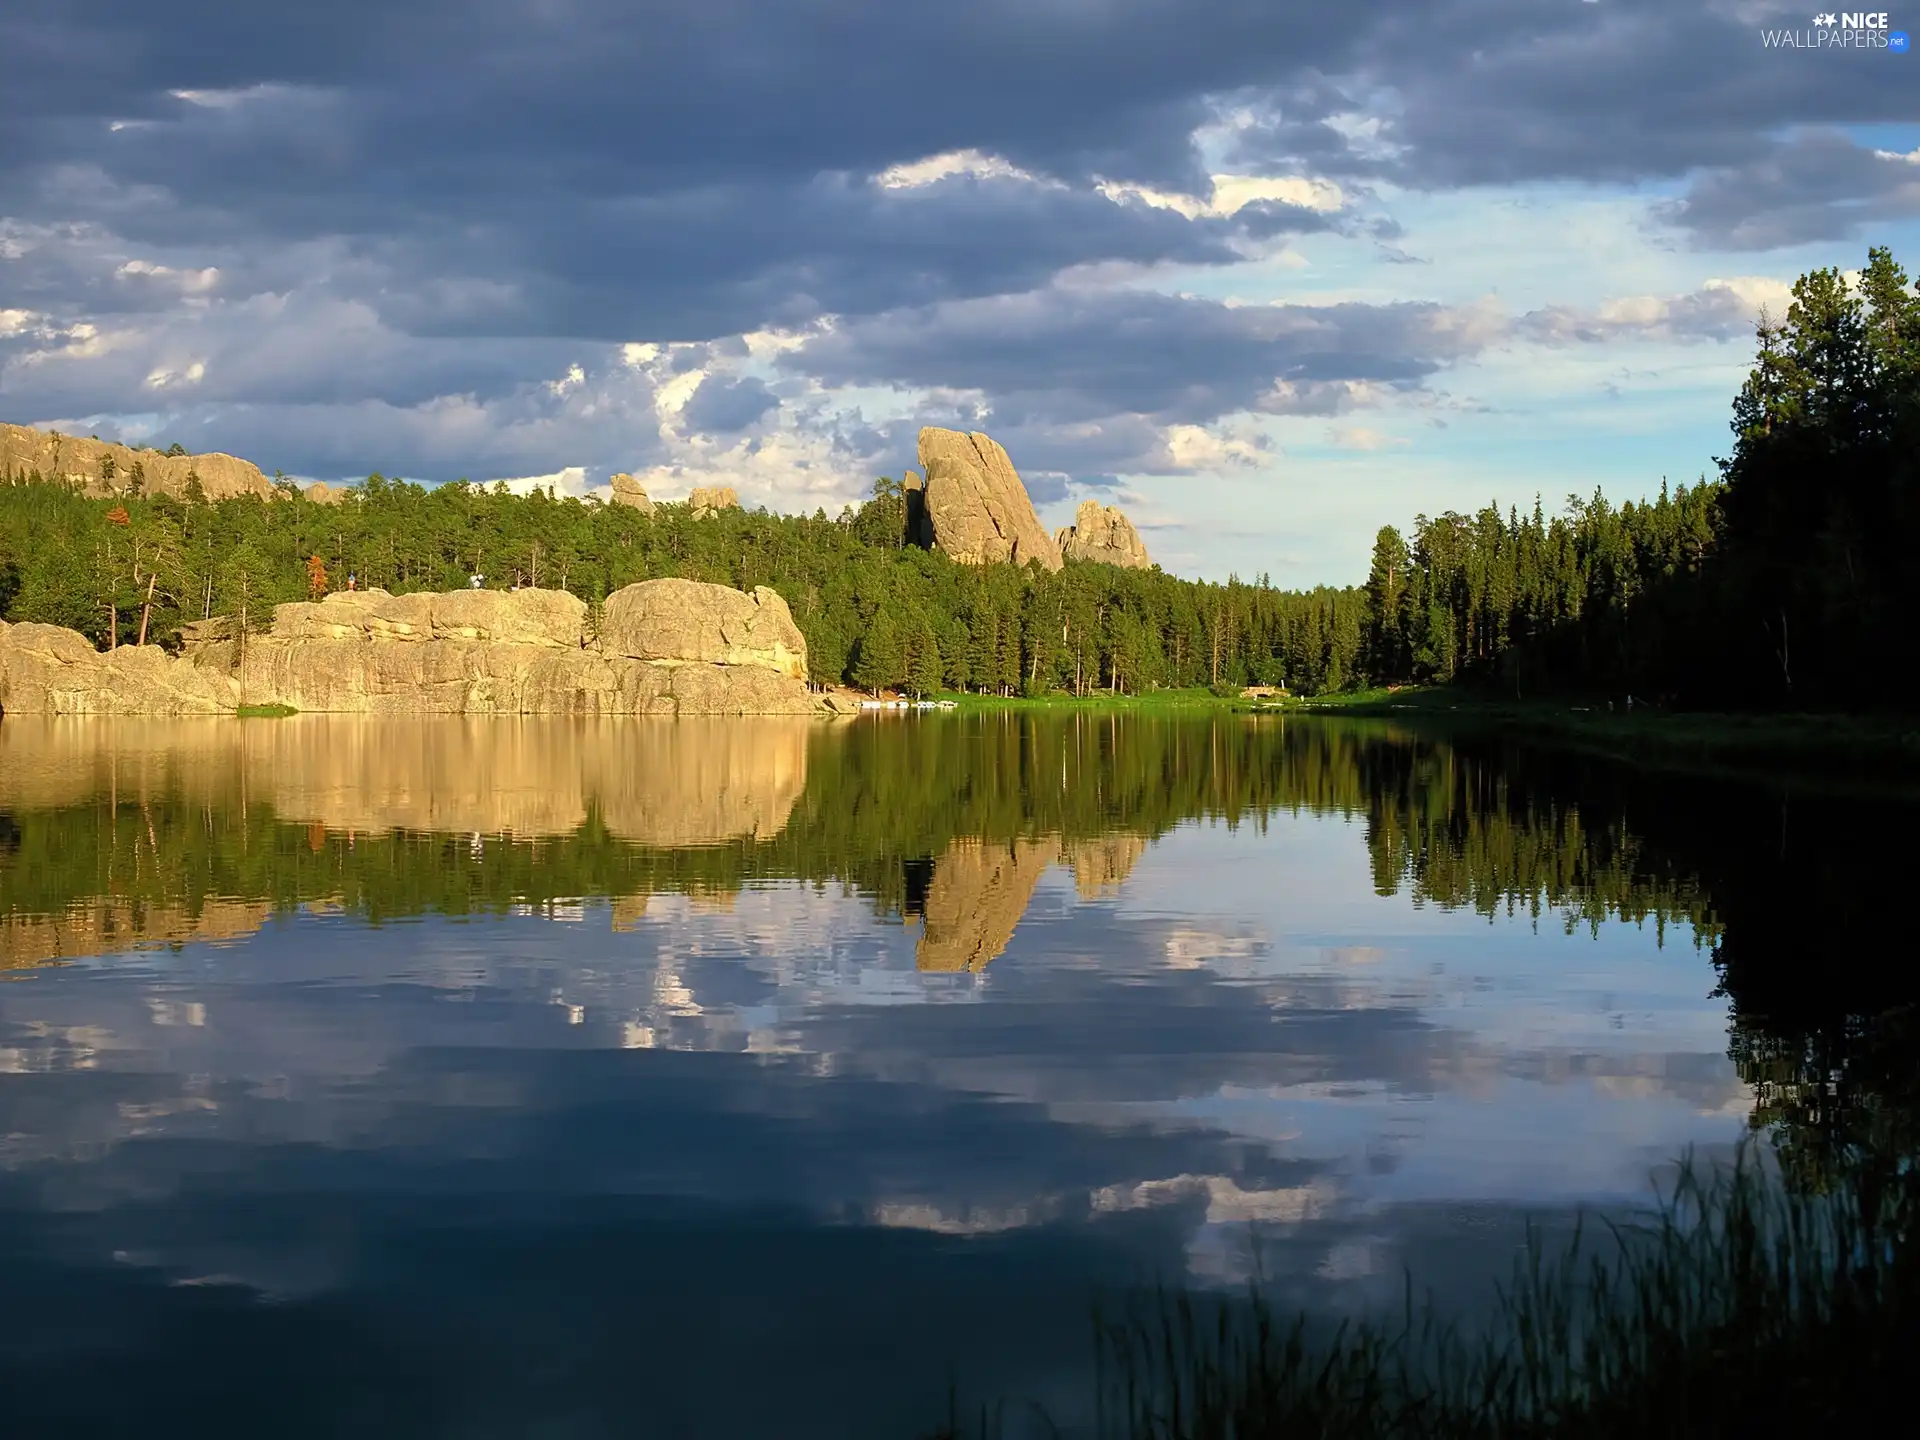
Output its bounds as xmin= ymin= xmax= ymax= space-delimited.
xmin=1274 ymin=686 xmax=1920 ymax=785
xmin=921 ymin=685 xmax=1920 ymax=786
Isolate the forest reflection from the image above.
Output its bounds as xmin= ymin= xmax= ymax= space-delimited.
xmin=0 ymin=711 xmax=1907 ymax=1190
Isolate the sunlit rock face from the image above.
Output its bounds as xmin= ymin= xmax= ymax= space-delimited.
xmin=609 ymin=472 xmax=655 ymax=513
xmin=1055 ymin=500 xmax=1152 ymax=570
xmin=2 ymin=581 xmax=819 ymax=716
xmin=597 ymin=580 xmax=808 ymax=682
xmin=0 ymin=620 xmax=241 ymax=716
xmin=915 ymin=428 xmax=1063 ymax=572
xmin=686 ymin=485 xmax=739 ymax=519
xmin=1 ymin=423 xmax=275 ymax=503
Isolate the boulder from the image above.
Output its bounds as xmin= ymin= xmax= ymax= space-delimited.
xmin=1 ymin=422 xmax=272 ymax=503
xmin=687 ymin=485 xmax=739 ymax=519
xmin=0 ymin=621 xmax=240 ymax=716
xmin=610 ymin=472 xmax=655 ymax=514
xmin=1055 ymin=499 xmax=1152 ymax=569
xmin=915 ymin=428 xmax=1062 ymax=571
xmin=598 ymin=578 xmax=807 ymax=681
xmin=305 ymin=481 xmax=347 ymax=505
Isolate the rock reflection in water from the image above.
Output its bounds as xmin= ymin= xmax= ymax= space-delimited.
xmin=0 ymin=710 xmax=1881 ymax=1439
xmin=0 ymin=715 xmax=810 ymax=845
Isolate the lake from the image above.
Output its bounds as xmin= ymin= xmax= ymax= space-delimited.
xmin=0 ymin=712 xmax=1884 ymax=1437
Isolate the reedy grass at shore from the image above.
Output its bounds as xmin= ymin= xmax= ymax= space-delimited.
xmin=925 ymin=1145 xmax=1918 ymax=1439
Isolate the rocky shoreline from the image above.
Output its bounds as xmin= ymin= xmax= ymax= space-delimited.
xmin=0 ymin=578 xmax=831 ymax=716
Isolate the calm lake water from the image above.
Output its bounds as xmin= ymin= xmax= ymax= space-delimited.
xmin=0 ymin=713 xmax=1873 ymax=1437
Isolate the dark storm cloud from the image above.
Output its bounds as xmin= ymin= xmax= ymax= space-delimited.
xmin=789 ymin=287 xmax=1497 ymax=426
xmin=1655 ymin=129 xmax=1920 ymax=251
xmin=2 ymin=0 xmax=1913 ymax=489
xmin=4 ymin=3 xmax=1902 ymax=344
xmin=679 ymin=373 xmax=778 ymax=434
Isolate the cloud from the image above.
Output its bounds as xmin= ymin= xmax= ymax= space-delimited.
xmin=1654 ymin=129 xmax=1920 ymax=250
xmin=1325 ymin=425 xmax=1409 ymax=451
xmin=1 ymin=0 xmax=1912 ymax=568
xmin=679 ymin=374 xmax=779 ymax=436
xmin=1515 ymin=277 xmax=1796 ymax=345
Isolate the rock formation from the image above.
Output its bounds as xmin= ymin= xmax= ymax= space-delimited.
xmin=2 ymin=581 xmax=821 ymax=716
xmin=1 ymin=422 xmax=272 ymax=502
xmin=687 ymin=485 xmax=739 ymax=518
xmin=901 ymin=469 xmax=934 ymax=547
xmin=0 ymin=619 xmax=242 ymax=715
xmin=305 ymin=481 xmax=347 ymax=505
xmin=914 ymin=428 xmax=1063 ymax=571
xmin=1056 ymin=500 xmax=1152 ymax=570
xmin=599 ymin=579 xmax=807 ymax=682
xmin=610 ymin=472 xmax=655 ymax=513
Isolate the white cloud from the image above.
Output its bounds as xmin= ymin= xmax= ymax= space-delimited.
xmin=1163 ymin=423 xmax=1268 ymax=470
xmin=117 ymin=259 xmax=220 ymax=293
xmin=1326 ymin=425 xmax=1409 ymax=451
xmin=1097 ymin=172 xmax=1347 ymax=220
xmin=875 ymin=149 xmax=1048 ymax=190
xmin=487 ymin=465 xmax=593 ymax=499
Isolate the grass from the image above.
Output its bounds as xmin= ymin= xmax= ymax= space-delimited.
xmin=1270 ymin=686 xmax=1920 ymax=786
xmin=925 ymin=1145 xmax=1917 ymax=1439
xmin=235 ymin=702 xmax=298 ymax=718
xmin=927 ymin=687 xmax=1243 ymax=713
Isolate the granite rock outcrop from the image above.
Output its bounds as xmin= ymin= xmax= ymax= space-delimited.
xmin=1055 ymin=499 xmax=1152 ymax=569
xmin=0 ymin=619 xmax=241 ymax=715
xmin=3 ymin=581 xmax=819 ymax=716
xmin=599 ymin=579 xmax=807 ymax=681
xmin=687 ymin=485 xmax=739 ymax=518
xmin=1 ymin=422 xmax=273 ymax=502
xmin=914 ymin=428 xmax=1063 ymax=571
xmin=610 ymin=473 xmax=656 ymax=513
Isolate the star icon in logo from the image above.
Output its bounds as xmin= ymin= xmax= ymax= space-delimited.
xmin=1813 ymin=11 xmax=1837 ymax=23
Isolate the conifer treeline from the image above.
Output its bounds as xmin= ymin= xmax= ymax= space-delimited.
xmin=1363 ymin=246 xmax=1920 ymax=708
xmin=0 ymin=465 xmax=1368 ymax=695
xmin=3 ymin=248 xmax=1915 ymax=706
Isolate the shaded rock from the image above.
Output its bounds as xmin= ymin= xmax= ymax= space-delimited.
xmin=610 ymin=472 xmax=655 ymax=514
xmin=915 ymin=428 xmax=1062 ymax=571
xmin=1 ymin=422 xmax=272 ymax=502
xmin=0 ymin=620 xmax=241 ymax=716
xmin=1056 ymin=500 xmax=1152 ymax=570
xmin=901 ymin=468 xmax=934 ymax=546
xmin=598 ymin=578 xmax=807 ymax=681
xmin=305 ymin=481 xmax=347 ymax=505
xmin=916 ymin=836 xmax=1060 ymax=972
xmin=687 ymin=485 xmax=739 ymax=518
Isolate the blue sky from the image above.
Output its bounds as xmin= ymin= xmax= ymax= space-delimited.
xmin=3 ymin=1 xmax=1917 ymax=582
